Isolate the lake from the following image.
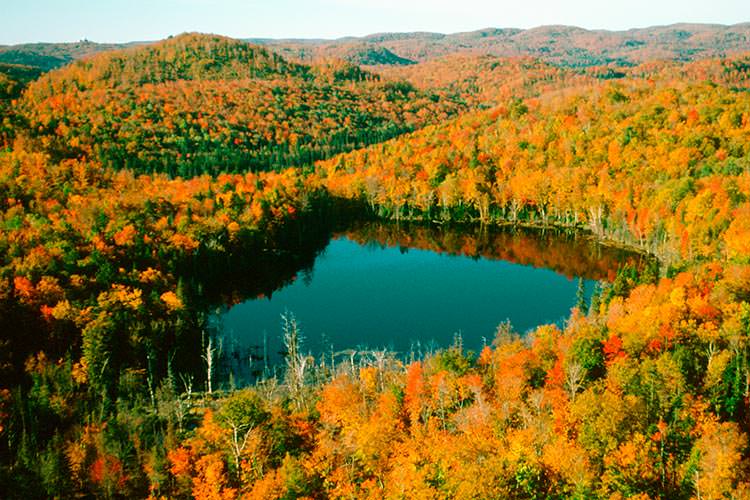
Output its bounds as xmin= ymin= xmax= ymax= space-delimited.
xmin=216 ymin=222 xmax=646 ymax=369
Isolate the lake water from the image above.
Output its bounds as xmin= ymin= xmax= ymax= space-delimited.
xmin=217 ymin=223 xmax=645 ymax=366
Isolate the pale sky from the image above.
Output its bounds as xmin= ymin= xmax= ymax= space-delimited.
xmin=2 ymin=0 xmax=749 ymax=45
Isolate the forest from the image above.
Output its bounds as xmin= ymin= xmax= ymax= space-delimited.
xmin=0 ymin=30 xmax=750 ymax=499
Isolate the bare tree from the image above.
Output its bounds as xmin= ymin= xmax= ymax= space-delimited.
xmin=174 ymin=373 xmax=194 ymax=432
xmin=203 ymin=334 xmax=216 ymax=395
xmin=282 ymin=312 xmax=309 ymax=409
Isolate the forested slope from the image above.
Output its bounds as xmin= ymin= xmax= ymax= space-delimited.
xmin=14 ymin=33 xmax=463 ymax=175
xmin=318 ymin=58 xmax=750 ymax=265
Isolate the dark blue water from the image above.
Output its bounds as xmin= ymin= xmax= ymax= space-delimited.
xmin=220 ymin=233 xmax=595 ymax=360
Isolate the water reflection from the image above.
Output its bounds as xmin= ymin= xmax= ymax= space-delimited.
xmin=340 ymin=222 xmax=649 ymax=282
xmin=215 ymin=221 xmax=649 ymax=380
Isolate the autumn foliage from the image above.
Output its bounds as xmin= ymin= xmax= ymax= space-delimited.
xmin=1 ymin=32 xmax=750 ymax=500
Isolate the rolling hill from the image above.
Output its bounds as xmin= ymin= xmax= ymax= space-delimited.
xmin=4 ymin=22 xmax=747 ymax=79
xmin=15 ymin=33 xmax=463 ymax=175
xmin=253 ymin=23 xmax=750 ymax=67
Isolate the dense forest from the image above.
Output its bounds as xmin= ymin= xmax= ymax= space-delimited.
xmin=1 ymin=29 xmax=750 ymax=499
xmin=12 ymin=34 xmax=463 ymax=176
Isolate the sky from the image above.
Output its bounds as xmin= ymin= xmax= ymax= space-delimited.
xmin=2 ymin=0 xmax=749 ymax=45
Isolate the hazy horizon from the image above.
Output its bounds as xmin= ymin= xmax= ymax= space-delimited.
xmin=2 ymin=0 xmax=748 ymax=45
xmin=2 ymin=21 xmax=750 ymax=47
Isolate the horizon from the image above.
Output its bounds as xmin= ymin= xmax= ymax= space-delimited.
xmin=2 ymin=21 xmax=750 ymax=47
xmin=2 ymin=0 xmax=749 ymax=45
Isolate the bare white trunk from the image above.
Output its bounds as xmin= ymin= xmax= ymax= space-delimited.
xmin=203 ymin=336 xmax=215 ymax=395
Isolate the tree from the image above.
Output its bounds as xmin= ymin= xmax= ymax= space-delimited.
xmin=217 ymin=389 xmax=270 ymax=483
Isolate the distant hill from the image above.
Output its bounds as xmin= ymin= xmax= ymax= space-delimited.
xmin=0 ymin=40 xmax=134 ymax=71
xmin=247 ymin=40 xmax=416 ymax=67
xmin=341 ymin=45 xmax=415 ymax=66
xmin=253 ymin=23 xmax=750 ymax=67
xmin=0 ymin=40 xmax=140 ymax=102
xmin=4 ymin=23 xmax=748 ymax=78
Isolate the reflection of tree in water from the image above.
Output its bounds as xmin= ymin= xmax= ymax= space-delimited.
xmin=179 ymin=214 xmax=337 ymax=385
xmin=183 ymin=223 xmax=332 ymax=309
xmin=190 ymin=218 xmax=650 ymax=316
xmin=339 ymin=221 xmax=653 ymax=282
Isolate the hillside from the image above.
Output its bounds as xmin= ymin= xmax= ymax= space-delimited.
xmin=0 ymin=63 xmax=43 ymax=99
xmin=378 ymin=54 xmax=595 ymax=107
xmin=318 ymin=54 xmax=750 ymax=263
xmin=15 ymin=33 xmax=463 ymax=175
xmin=22 ymin=33 xmax=311 ymax=92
